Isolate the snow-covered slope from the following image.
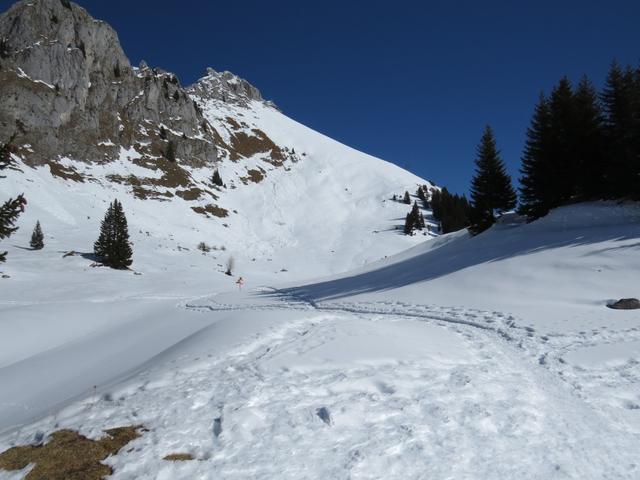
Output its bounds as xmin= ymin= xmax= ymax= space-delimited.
xmin=1 ymin=202 xmax=640 ymax=479
xmin=0 ymin=86 xmax=434 ymax=281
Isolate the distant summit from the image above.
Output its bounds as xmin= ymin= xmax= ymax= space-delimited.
xmin=188 ymin=68 xmax=274 ymax=108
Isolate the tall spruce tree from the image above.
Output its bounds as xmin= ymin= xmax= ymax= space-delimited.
xmin=573 ymin=76 xmax=606 ymax=200
xmin=0 ymin=142 xmax=26 ymax=263
xmin=469 ymin=126 xmax=517 ymax=233
xmin=30 ymin=221 xmax=44 ymax=250
xmin=547 ymin=76 xmax=578 ymax=204
xmin=519 ymin=93 xmax=554 ymax=220
xmin=94 ymin=199 xmax=132 ymax=269
xmin=403 ymin=212 xmax=414 ymax=235
xmin=601 ymin=61 xmax=640 ymax=198
xmin=212 ymin=169 xmax=224 ymax=187
xmin=403 ymin=202 xmax=422 ymax=235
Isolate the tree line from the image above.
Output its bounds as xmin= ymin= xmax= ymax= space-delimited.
xmin=428 ymin=59 xmax=640 ymax=235
xmin=520 ymin=60 xmax=640 ymax=220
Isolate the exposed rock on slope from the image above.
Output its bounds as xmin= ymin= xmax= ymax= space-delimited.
xmin=187 ymin=68 xmax=268 ymax=108
xmin=0 ymin=0 xmax=218 ymax=169
xmin=187 ymin=69 xmax=294 ymax=167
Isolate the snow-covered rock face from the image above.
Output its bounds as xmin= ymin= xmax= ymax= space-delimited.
xmin=187 ymin=68 xmax=269 ymax=108
xmin=0 ymin=0 xmax=218 ymax=168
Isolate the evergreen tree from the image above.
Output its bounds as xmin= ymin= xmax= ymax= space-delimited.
xmin=0 ymin=142 xmax=26 ymax=262
xmin=430 ymin=189 xmax=443 ymax=221
xmin=431 ymin=188 xmax=471 ymax=234
xmin=418 ymin=185 xmax=430 ymax=208
xmin=165 ymin=140 xmax=176 ymax=162
xmin=417 ymin=186 xmax=426 ymax=203
xmin=0 ymin=141 xmax=11 ymax=170
xmin=30 ymin=221 xmax=44 ymax=250
xmin=403 ymin=212 xmax=414 ymax=235
xmin=469 ymin=126 xmax=517 ymax=233
xmin=0 ymin=196 xmax=26 ymax=263
xmin=403 ymin=202 xmax=420 ymax=235
xmin=403 ymin=191 xmax=411 ymax=204
xmin=572 ymin=76 xmax=606 ymax=199
xmin=547 ymin=77 xmax=577 ymax=204
xmin=519 ymin=93 xmax=554 ymax=220
xmin=94 ymin=199 xmax=133 ymax=269
xmin=212 ymin=169 xmax=224 ymax=187
xmin=411 ymin=201 xmax=423 ymax=230
xmin=601 ymin=61 xmax=640 ymax=198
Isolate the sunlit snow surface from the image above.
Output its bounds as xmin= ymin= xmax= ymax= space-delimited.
xmin=1 ymin=97 xmax=640 ymax=480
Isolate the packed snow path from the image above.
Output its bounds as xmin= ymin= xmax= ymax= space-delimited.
xmin=2 ymin=293 xmax=638 ymax=479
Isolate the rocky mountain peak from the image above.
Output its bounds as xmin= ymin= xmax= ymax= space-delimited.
xmin=0 ymin=0 xmax=218 ymax=170
xmin=188 ymin=68 xmax=273 ymax=108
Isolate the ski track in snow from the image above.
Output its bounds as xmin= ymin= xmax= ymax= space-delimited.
xmin=1 ymin=285 xmax=639 ymax=479
xmin=1 ymin=290 xmax=639 ymax=478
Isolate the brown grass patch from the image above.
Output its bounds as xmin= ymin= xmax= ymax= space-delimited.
xmin=191 ymin=204 xmax=229 ymax=218
xmin=163 ymin=453 xmax=195 ymax=461
xmin=241 ymin=168 xmax=265 ymax=184
xmin=175 ymin=187 xmax=203 ymax=201
xmin=131 ymin=186 xmax=174 ymax=200
xmin=228 ymin=129 xmax=283 ymax=164
xmin=47 ymin=160 xmax=85 ymax=182
xmin=225 ymin=117 xmax=242 ymax=130
xmin=108 ymin=158 xmax=194 ymax=200
xmin=0 ymin=426 xmax=142 ymax=480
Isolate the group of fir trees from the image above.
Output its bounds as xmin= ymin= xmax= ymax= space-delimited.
xmin=520 ymin=61 xmax=640 ymax=219
xmin=430 ymin=188 xmax=472 ymax=234
xmin=427 ymin=126 xmax=515 ymax=236
xmin=94 ymin=199 xmax=133 ymax=269
xmin=404 ymin=201 xmax=426 ymax=235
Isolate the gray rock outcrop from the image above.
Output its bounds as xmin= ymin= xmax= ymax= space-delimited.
xmin=607 ymin=298 xmax=640 ymax=310
xmin=0 ymin=0 xmax=218 ymax=168
xmin=187 ymin=68 xmax=273 ymax=108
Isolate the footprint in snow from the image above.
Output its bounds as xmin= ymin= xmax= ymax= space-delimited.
xmin=213 ymin=417 xmax=222 ymax=438
xmin=316 ymin=407 xmax=331 ymax=426
xmin=375 ymin=381 xmax=396 ymax=395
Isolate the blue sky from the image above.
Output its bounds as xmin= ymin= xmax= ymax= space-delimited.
xmin=77 ymin=0 xmax=639 ymax=194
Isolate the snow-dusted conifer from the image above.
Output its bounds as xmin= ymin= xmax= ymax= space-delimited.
xmin=212 ymin=169 xmax=224 ymax=187
xmin=469 ymin=126 xmax=516 ymax=233
xmin=94 ymin=199 xmax=132 ymax=269
xmin=30 ymin=221 xmax=44 ymax=250
xmin=0 ymin=142 xmax=26 ymax=262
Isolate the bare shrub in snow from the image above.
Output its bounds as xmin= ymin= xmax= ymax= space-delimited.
xmin=197 ymin=242 xmax=211 ymax=253
xmin=225 ymin=256 xmax=235 ymax=276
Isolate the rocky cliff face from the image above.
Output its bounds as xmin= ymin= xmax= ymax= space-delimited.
xmin=0 ymin=0 xmax=218 ymax=169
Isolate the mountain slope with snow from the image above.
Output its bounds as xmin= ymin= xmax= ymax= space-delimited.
xmin=0 ymin=0 xmax=436 ymax=279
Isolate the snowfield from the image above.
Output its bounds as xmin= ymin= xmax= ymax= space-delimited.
xmin=1 ymin=93 xmax=640 ymax=477
xmin=1 ymin=197 xmax=640 ymax=478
